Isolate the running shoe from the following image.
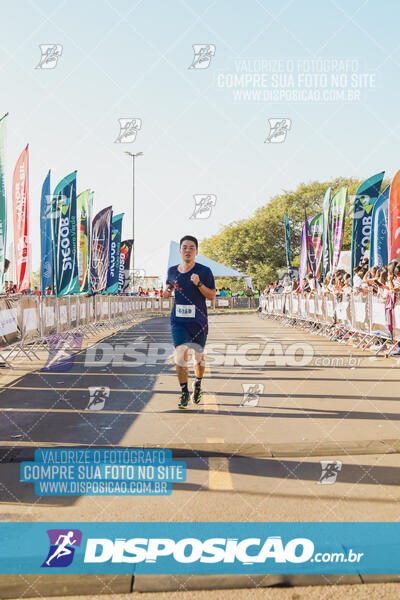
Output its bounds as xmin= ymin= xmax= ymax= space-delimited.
xmin=191 ymin=382 xmax=202 ymax=405
xmin=178 ymin=391 xmax=190 ymax=409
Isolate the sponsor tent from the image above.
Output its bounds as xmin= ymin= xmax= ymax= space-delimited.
xmin=167 ymin=241 xmax=251 ymax=286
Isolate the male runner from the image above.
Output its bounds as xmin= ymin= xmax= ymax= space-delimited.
xmin=163 ymin=236 xmax=216 ymax=409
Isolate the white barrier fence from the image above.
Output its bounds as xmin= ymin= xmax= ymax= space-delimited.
xmin=0 ymin=294 xmax=259 ymax=367
xmin=260 ymin=292 xmax=400 ymax=355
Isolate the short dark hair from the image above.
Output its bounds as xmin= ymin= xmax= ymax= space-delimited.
xmin=180 ymin=235 xmax=198 ymax=249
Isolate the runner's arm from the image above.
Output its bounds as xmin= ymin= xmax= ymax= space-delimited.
xmin=163 ymin=283 xmax=174 ymax=299
xmin=190 ymin=273 xmax=216 ymax=300
xmin=197 ymin=283 xmax=216 ymax=300
xmin=163 ymin=269 xmax=174 ymax=299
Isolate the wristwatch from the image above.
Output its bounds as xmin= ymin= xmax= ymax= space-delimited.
xmin=197 ymin=281 xmax=203 ymax=288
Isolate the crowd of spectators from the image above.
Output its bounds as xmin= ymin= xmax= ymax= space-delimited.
xmin=2 ymin=282 xmax=52 ymax=296
xmin=215 ymin=287 xmax=261 ymax=298
xmin=135 ymin=285 xmax=262 ymax=299
xmin=262 ymin=258 xmax=400 ymax=300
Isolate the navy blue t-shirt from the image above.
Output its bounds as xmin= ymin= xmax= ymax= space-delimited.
xmin=166 ymin=263 xmax=215 ymax=330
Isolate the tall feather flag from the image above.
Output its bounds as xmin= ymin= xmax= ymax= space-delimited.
xmin=283 ymin=214 xmax=292 ymax=278
xmin=0 ymin=113 xmax=8 ymax=294
xmin=350 ymin=172 xmax=384 ymax=283
xmin=52 ymin=171 xmax=80 ymax=296
xmin=40 ymin=170 xmax=53 ymax=293
xmin=321 ymin=187 xmax=331 ymax=281
xmin=299 ymin=214 xmax=312 ymax=289
xmin=119 ymin=239 xmax=133 ymax=293
xmin=90 ymin=206 xmax=113 ymax=294
xmin=304 ymin=206 xmax=316 ymax=276
xmin=106 ymin=213 xmax=124 ymax=294
xmin=370 ymin=184 xmax=390 ymax=268
xmin=12 ymin=145 xmax=29 ymax=292
xmin=329 ymin=186 xmax=348 ymax=275
xmin=388 ymin=169 xmax=400 ymax=262
xmin=309 ymin=212 xmax=323 ymax=278
xmin=77 ymin=189 xmax=92 ymax=294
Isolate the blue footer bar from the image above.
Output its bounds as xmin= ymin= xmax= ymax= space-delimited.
xmin=1 ymin=522 xmax=399 ymax=574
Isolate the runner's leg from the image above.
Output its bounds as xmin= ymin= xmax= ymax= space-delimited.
xmin=191 ymin=339 xmax=206 ymax=404
xmin=175 ymin=344 xmax=190 ymax=408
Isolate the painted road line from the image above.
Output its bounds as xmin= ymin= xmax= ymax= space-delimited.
xmin=202 ymin=392 xmax=218 ymax=412
xmin=207 ymin=437 xmax=233 ymax=491
xmin=202 ymin=365 xmax=218 ymax=412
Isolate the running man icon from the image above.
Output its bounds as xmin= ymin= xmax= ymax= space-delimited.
xmin=42 ymin=529 xmax=82 ymax=568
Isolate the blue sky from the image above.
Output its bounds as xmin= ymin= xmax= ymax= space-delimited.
xmin=1 ymin=0 xmax=400 ymax=278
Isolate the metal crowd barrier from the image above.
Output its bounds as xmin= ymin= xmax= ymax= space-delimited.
xmin=259 ymin=292 xmax=400 ymax=356
xmin=0 ymin=294 xmax=172 ymax=368
xmin=0 ymin=293 xmax=261 ymax=368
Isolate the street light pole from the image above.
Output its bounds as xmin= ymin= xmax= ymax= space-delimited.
xmin=125 ymin=151 xmax=143 ymax=291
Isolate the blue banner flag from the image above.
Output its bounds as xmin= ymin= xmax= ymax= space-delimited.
xmin=52 ymin=171 xmax=79 ymax=296
xmin=106 ymin=213 xmax=124 ymax=294
xmin=90 ymin=206 xmax=113 ymax=294
xmin=350 ymin=171 xmax=384 ymax=283
xmin=370 ymin=184 xmax=390 ymax=268
xmin=40 ymin=170 xmax=53 ymax=293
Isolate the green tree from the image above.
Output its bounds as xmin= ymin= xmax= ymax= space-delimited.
xmin=31 ymin=269 xmax=40 ymax=289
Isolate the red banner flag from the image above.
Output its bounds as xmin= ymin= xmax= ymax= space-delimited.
xmin=388 ymin=169 xmax=400 ymax=262
xmin=12 ymin=145 xmax=29 ymax=291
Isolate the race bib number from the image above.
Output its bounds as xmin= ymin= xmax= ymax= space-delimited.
xmin=176 ymin=304 xmax=195 ymax=318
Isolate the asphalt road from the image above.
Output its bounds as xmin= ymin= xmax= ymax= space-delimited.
xmin=1 ymin=312 xmax=400 ymax=598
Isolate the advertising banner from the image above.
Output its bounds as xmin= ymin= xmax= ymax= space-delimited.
xmin=0 ymin=113 xmax=8 ymax=294
xmin=118 ymin=239 xmax=133 ymax=293
xmin=370 ymin=184 xmax=389 ymax=268
xmin=350 ymin=171 xmax=384 ymax=282
xmin=77 ymin=189 xmax=92 ymax=294
xmin=106 ymin=213 xmax=123 ymax=294
xmin=329 ymin=186 xmax=347 ymax=274
xmin=321 ymin=187 xmax=331 ymax=280
xmin=40 ymin=170 xmax=53 ymax=293
xmin=309 ymin=212 xmax=323 ymax=278
xmin=12 ymin=145 xmax=29 ymax=292
xmin=52 ymin=171 xmax=79 ymax=296
xmin=388 ymin=169 xmax=400 ymax=262
xmin=284 ymin=213 xmax=292 ymax=275
xmin=90 ymin=206 xmax=112 ymax=294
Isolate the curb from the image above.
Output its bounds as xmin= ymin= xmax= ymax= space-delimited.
xmin=1 ymin=439 xmax=400 ymax=463
xmin=0 ymin=574 xmax=132 ymax=599
xmin=0 ymin=573 xmax=400 ymax=597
